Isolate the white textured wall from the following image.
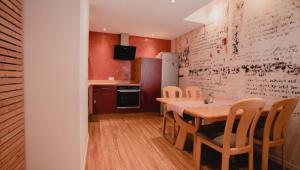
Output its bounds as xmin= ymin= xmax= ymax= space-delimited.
xmin=24 ymin=0 xmax=89 ymax=169
xmin=175 ymin=0 xmax=300 ymax=169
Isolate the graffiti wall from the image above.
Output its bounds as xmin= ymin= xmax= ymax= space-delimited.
xmin=175 ymin=0 xmax=300 ymax=167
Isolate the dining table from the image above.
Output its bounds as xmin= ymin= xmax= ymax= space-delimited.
xmin=156 ymin=97 xmax=271 ymax=159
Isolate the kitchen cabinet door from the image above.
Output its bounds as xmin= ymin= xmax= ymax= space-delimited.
xmin=93 ymin=85 xmax=116 ymax=114
xmin=140 ymin=58 xmax=162 ymax=112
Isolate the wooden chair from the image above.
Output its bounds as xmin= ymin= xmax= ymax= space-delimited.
xmin=254 ymin=98 xmax=299 ymax=170
xmin=162 ymin=86 xmax=183 ymax=144
xmin=195 ymin=98 xmax=265 ymax=170
xmin=185 ymin=86 xmax=202 ymax=98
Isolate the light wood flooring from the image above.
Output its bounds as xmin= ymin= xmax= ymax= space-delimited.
xmin=86 ymin=113 xmax=194 ymax=170
xmin=85 ymin=113 xmax=282 ymax=170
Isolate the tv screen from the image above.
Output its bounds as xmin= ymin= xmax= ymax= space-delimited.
xmin=114 ymin=45 xmax=136 ymax=60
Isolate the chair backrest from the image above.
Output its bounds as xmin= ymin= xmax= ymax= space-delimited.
xmin=162 ymin=86 xmax=182 ymax=98
xmin=264 ymin=98 xmax=299 ymax=141
xmin=223 ymin=98 xmax=265 ymax=148
xmin=185 ymin=86 xmax=202 ymax=98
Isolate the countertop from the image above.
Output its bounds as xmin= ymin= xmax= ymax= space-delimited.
xmin=88 ymin=80 xmax=140 ymax=86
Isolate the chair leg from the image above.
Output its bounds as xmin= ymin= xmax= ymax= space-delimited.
xmin=282 ymin=143 xmax=286 ymax=170
xmin=262 ymin=144 xmax=269 ymax=170
xmin=249 ymin=148 xmax=254 ymax=170
xmin=221 ymin=154 xmax=230 ymax=170
xmin=162 ymin=116 xmax=167 ymax=136
xmin=171 ymin=120 xmax=176 ymax=144
xmin=195 ymin=138 xmax=202 ymax=170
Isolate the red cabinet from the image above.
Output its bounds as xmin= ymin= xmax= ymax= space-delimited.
xmin=93 ymin=85 xmax=116 ymax=114
xmin=132 ymin=58 xmax=162 ymax=112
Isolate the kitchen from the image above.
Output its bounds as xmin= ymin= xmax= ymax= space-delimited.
xmin=88 ymin=32 xmax=178 ymax=115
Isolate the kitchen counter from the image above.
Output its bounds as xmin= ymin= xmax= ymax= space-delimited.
xmin=88 ymin=80 xmax=141 ymax=114
xmin=88 ymin=80 xmax=140 ymax=86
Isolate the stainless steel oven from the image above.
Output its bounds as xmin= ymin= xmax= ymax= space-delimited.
xmin=116 ymin=86 xmax=140 ymax=109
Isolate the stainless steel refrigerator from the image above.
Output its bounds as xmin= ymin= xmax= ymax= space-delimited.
xmin=156 ymin=52 xmax=179 ymax=115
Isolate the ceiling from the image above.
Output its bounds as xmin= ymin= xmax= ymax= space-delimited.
xmin=89 ymin=0 xmax=211 ymax=40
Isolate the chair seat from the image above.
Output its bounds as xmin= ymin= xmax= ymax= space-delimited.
xmin=212 ymin=133 xmax=237 ymax=147
xmin=197 ymin=122 xmax=246 ymax=148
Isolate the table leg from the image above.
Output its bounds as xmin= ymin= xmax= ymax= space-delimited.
xmin=173 ymin=113 xmax=197 ymax=150
xmin=173 ymin=113 xmax=186 ymax=149
xmin=193 ymin=117 xmax=201 ymax=159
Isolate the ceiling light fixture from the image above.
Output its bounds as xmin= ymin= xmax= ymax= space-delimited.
xmin=171 ymin=0 xmax=175 ymax=3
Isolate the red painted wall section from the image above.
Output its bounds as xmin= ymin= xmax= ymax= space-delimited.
xmin=89 ymin=32 xmax=131 ymax=80
xmin=89 ymin=31 xmax=171 ymax=80
xmin=129 ymin=35 xmax=171 ymax=58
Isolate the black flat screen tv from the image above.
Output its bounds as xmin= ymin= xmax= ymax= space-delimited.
xmin=114 ymin=45 xmax=136 ymax=60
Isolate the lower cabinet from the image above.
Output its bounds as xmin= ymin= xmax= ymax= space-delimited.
xmin=93 ymin=85 xmax=116 ymax=114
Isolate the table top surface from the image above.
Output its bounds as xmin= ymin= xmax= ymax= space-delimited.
xmin=156 ymin=97 xmax=270 ymax=121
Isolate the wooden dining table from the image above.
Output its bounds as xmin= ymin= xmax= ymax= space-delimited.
xmin=156 ymin=97 xmax=270 ymax=158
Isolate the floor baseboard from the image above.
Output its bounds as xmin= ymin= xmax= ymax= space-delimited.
xmin=269 ymin=154 xmax=300 ymax=170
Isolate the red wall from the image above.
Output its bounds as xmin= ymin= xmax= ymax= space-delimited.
xmin=88 ymin=31 xmax=171 ymax=80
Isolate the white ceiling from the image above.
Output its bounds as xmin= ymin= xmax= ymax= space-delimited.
xmin=89 ymin=0 xmax=211 ymax=40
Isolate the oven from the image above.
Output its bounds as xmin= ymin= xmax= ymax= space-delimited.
xmin=116 ymin=86 xmax=140 ymax=109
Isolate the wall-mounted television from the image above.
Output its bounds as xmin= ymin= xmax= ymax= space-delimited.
xmin=114 ymin=45 xmax=136 ymax=60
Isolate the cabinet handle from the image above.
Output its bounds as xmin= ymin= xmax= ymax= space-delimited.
xmin=102 ymin=88 xmax=110 ymax=89
xmin=94 ymin=100 xmax=96 ymax=104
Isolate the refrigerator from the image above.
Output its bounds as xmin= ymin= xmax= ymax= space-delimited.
xmin=156 ymin=52 xmax=179 ymax=115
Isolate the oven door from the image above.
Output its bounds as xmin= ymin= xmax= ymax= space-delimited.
xmin=116 ymin=89 xmax=140 ymax=109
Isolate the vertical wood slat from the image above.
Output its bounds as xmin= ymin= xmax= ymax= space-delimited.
xmin=0 ymin=1 xmax=24 ymax=169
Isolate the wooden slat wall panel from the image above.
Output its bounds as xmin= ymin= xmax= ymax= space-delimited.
xmin=0 ymin=24 xmax=22 ymax=40
xmin=0 ymin=117 xmax=23 ymax=137
xmin=0 ymin=16 xmax=22 ymax=37
xmin=0 ymin=3 xmax=22 ymax=22
xmin=0 ymin=32 xmax=22 ymax=46
xmin=0 ymin=6 xmax=22 ymax=29
xmin=0 ymin=55 xmax=22 ymax=64
xmin=0 ymin=48 xmax=22 ymax=58
xmin=1 ymin=0 xmax=21 ymax=16
xmin=0 ymin=90 xmax=23 ymax=100
xmin=0 ymin=70 xmax=23 ymax=77
xmin=0 ymin=112 xmax=23 ymax=130
xmin=0 ymin=134 xmax=24 ymax=159
xmin=0 ymin=1 xmax=24 ymax=169
xmin=0 ymin=130 xmax=23 ymax=153
xmin=0 ymin=77 xmax=22 ymax=85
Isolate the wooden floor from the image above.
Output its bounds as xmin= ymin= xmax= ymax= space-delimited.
xmin=85 ymin=113 xmax=282 ymax=170
xmin=86 ymin=113 xmax=194 ymax=170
